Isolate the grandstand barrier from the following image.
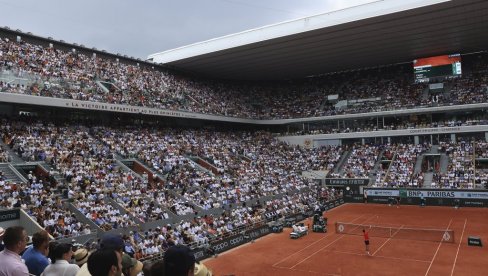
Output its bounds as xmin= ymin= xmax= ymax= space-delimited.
xmin=194 ymin=199 xmax=344 ymax=260
xmin=20 ymin=209 xmax=48 ymax=237
xmin=137 ymin=197 xmax=344 ymax=263
xmin=325 ymin=178 xmax=369 ymax=186
xmin=56 ymin=232 xmax=98 ymax=245
xmin=210 ymin=224 xmax=271 ymax=254
xmin=364 ymin=188 xmax=488 ymax=207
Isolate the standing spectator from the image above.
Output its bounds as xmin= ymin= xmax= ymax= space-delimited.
xmin=41 ymin=243 xmax=79 ymax=276
xmin=121 ymin=254 xmax=143 ymax=276
xmin=0 ymin=227 xmax=5 ymax=251
xmin=22 ymin=230 xmax=50 ymax=276
xmin=77 ymin=234 xmax=132 ymax=276
xmin=74 ymin=248 xmax=90 ymax=267
xmin=0 ymin=226 xmax=30 ymax=276
xmin=87 ymin=249 xmax=122 ymax=276
xmin=164 ymin=245 xmax=196 ymax=276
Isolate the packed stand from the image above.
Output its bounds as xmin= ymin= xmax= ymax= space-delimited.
xmin=2 ymin=37 xmax=488 ymax=119
xmin=436 ymin=141 xmax=475 ymax=188
xmin=376 ymin=143 xmax=429 ymax=187
xmin=341 ymin=144 xmax=381 ymax=178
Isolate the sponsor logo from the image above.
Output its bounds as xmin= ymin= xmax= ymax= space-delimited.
xmin=212 ymin=242 xmax=229 ymax=252
xmin=408 ymin=190 xmax=422 ymax=197
xmin=338 ymin=224 xmax=345 ymax=233
xmin=229 ymin=236 xmax=245 ymax=245
xmin=247 ymin=227 xmax=270 ymax=239
xmin=0 ymin=209 xmax=20 ymax=222
xmin=427 ymin=191 xmax=455 ymax=198
xmin=212 ymin=236 xmax=246 ymax=252
xmin=464 ymin=201 xmax=483 ymax=206
xmin=193 ymin=250 xmax=205 ymax=260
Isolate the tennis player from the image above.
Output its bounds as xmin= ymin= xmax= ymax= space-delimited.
xmin=363 ymin=229 xmax=370 ymax=255
xmin=396 ymin=196 xmax=401 ymax=208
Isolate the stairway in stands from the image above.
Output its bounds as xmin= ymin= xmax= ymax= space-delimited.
xmin=0 ymin=140 xmax=25 ymax=163
xmin=423 ymin=172 xmax=434 ymax=188
xmin=0 ymin=163 xmax=26 ymax=183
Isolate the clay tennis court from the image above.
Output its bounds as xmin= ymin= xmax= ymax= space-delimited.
xmin=203 ymin=203 xmax=488 ymax=276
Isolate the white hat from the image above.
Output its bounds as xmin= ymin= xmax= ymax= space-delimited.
xmin=0 ymin=227 xmax=5 ymax=237
xmin=194 ymin=263 xmax=212 ymax=276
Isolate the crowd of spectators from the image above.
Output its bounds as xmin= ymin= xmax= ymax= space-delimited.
xmin=0 ymin=167 xmax=91 ymax=238
xmin=436 ymin=141 xmax=475 ymax=189
xmin=1 ymin=117 xmax=347 ymax=244
xmin=93 ymin=126 xmax=342 ymax=209
xmin=2 ymin=37 xmax=488 ymax=120
xmin=341 ymin=144 xmax=381 ymax=178
xmin=374 ymin=143 xmax=429 ymax=187
xmin=282 ymin=113 xmax=488 ymax=137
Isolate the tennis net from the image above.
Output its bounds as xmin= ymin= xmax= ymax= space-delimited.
xmin=335 ymin=222 xmax=454 ymax=243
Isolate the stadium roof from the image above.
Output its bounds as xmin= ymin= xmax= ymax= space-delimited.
xmin=148 ymin=0 xmax=488 ymax=81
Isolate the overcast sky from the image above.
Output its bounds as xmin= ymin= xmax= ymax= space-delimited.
xmin=0 ymin=0 xmax=376 ymax=59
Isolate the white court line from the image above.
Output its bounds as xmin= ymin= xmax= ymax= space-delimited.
xmin=272 ymin=212 xmax=367 ymax=267
xmin=273 ymin=265 xmax=342 ymax=276
xmin=450 ymin=219 xmax=467 ymax=276
xmin=424 ymin=218 xmax=453 ymax=276
xmin=325 ymin=249 xmax=431 ymax=263
xmin=290 ymin=214 xmax=378 ymax=269
xmin=372 ymin=224 xmax=405 ymax=256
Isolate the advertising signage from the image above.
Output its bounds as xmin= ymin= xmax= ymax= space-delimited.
xmin=365 ymin=189 xmax=488 ymax=199
xmin=325 ymin=178 xmax=369 ymax=186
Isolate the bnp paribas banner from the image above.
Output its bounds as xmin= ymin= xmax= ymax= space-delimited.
xmin=365 ymin=189 xmax=488 ymax=199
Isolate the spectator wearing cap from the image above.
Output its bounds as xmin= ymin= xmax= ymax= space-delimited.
xmin=41 ymin=243 xmax=79 ymax=276
xmin=87 ymin=249 xmax=122 ymax=276
xmin=164 ymin=245 xmax=195 ymax=276
xmin=0 ymin=226 xmax=30 ymax=276
xmin=22 ymin=230 xmax=50 ymax=276
xmin=121 ymin=254 xmax=143 ymax=276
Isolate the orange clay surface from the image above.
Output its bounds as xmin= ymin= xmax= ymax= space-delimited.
xmin=203 ymin=203 xmax=488 ymax=276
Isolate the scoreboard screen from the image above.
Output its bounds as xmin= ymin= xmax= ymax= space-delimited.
xmin=413 ymin=54 xmax=462 ymax=83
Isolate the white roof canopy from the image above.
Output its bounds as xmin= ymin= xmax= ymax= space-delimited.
xmin=148 ymin=0 xmax=488 ymax=80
